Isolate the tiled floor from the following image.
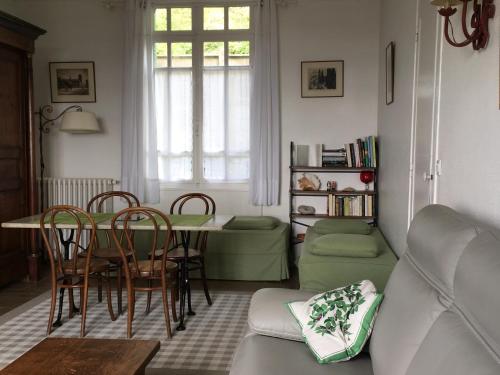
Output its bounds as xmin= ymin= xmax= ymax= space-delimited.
xmin=0 ymin=265 xmax=298 ymax=375
xmin=0 ymin=267 xmax=299 ymax=317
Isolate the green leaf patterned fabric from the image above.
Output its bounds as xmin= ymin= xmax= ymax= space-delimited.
xmin=287 ymin=280 xmax=383 ymax=364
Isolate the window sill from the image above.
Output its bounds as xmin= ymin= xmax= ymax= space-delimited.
xmin=160 ymin=181 xmax=249 ymax=192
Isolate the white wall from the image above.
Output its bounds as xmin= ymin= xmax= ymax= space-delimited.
xmin=1 ymin=0 xmax=380 ymax=220
xmin=437 ymin=14 xmax=500 ymax=227
xmin=378 ymin=0 xmax=500 ymax=255
xmin=377 ymin=0 xmax=417 ymax=256
xmin=265 ymin=0 xmax=381 ymax=220
xmin=1 ymin=0 xmax=123 ymax=182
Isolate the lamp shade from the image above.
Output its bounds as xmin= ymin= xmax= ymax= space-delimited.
xmin=60 ymin=111 xmax=100 ymax=134
xmin=430 ymin=0 xmax=461 ymax=6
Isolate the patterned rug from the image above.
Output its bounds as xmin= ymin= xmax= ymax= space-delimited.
xmin=0 ymin=289 xmax=251 ymax=372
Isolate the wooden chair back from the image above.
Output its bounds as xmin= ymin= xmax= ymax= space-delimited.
xmin=40 ymin=205 xmax=97 ymax=276
xmin=110 ymin=207 xmax=173 ymax=280
xmin=87 ymin=191 xmax=140 ymax=248
xmin=169 ymin=193 xmax=216 ymax=251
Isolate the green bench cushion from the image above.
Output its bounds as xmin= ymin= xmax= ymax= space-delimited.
xmin=312 ymin=219 xmax=372 ymax=235
xmin=224 ymin=216 xmax=280 ymax=230
xmin=310 ymin=234 xmax=380 ymax=258
xmin=299 ymin=228 xmax=397 ymax=292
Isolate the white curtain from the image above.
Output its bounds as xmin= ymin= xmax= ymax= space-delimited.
xmin=250 ymin=0 xmax=281 ymax=206
xmin=121 ymin=0 xmax=160 ymax=203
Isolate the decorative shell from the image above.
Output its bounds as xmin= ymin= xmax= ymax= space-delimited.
xmin=298 ymin=173 xmax=321 ymax=191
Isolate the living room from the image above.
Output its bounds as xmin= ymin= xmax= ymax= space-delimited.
xmin=0 ymin=0 xmax=498 ymax=374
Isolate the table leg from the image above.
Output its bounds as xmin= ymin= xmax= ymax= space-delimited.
xmin=176 ymin=230 xmax=194 ymax=331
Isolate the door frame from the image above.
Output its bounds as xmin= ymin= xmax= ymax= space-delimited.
xmin=408 ymin=0 xmax=443 ymax=225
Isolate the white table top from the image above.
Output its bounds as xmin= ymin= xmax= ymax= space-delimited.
xmin=1 ymin=214 xmax=235 ymax=232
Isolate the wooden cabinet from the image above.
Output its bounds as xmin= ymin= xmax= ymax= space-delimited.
xmin=0 ymin=11 xmax=45 ymax=286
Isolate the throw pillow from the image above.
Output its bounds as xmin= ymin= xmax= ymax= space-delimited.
xmin=287 ymin=280 xmax=383 ymax=364
xmin=313 ymin=219 xmax=372 ymax=235
xmin=224 ymin=216 xmax=280 ymax=230
xmin=310 ymin=234 xmax=380 ymax=258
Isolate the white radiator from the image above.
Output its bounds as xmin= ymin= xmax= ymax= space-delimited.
xmin=42 ymin=177 xmax=118 ymax=252
xmin=44 ymin=177 xmax=117 ymax=210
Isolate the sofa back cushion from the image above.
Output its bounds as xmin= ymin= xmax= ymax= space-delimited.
xmin=404 ymin=230 xmax=500 ymax=375
xmin=312 ymin=219 xmax=371 ymax=235
xmin=224 ymin=216 xmax=280 ymax=230
xmin=370 ymin=205 xmax=481 ymax=375
xmin=310 ymin=234 xmax=380 ymax=258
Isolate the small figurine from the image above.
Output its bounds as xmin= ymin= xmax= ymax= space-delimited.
xmin=298 ymin=173 xmax=321 ymax=191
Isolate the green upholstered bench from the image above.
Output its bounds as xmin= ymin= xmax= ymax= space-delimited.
xmin=204 ymin=216 xmax=290 ymax=281
xmin=298 ymin=220 xmax=397 ymax=292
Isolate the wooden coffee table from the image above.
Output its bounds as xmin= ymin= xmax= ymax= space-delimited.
xmin=0 ymin=338 xmax=160 ymax=375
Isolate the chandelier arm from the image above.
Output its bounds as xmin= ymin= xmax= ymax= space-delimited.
xmin=443 ymin=15 xmax=473 ymax=47
xmin=460 ymin=0 xmax=473 ymax=39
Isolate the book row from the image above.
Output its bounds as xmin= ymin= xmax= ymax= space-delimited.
xmin=327 ymin=194 xmax=374 ymax=217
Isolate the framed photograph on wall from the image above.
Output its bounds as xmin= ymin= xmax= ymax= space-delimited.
xmin=301 ymin=60 xmax=344 ymax=98
xmin=49 ymin=61 xmax=96 ymax=103
xmin=386 ymin=42 xmax=395 ymax=105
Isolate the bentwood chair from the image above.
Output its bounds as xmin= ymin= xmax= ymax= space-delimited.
xmin=168 ymin=193 xmax=215 ymax=306
xmin=40 ymin=205 xmax=116 ymax=337
xmin=111 ymin=207 xmax=178 ymax=338
xmin=87 ymin=191 xmax=140 ymax=314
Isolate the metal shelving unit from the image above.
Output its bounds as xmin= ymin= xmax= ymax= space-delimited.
xmin=289 ymin=141 xmax=378 ymax=245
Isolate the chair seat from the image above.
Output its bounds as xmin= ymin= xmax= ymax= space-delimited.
xmin=129 ymin=260 xmax=178 ymax=278
xmin=150 ymin=247 xmax=202 ymax=259
xmin=61 ymin=258 xmax=109 ymax=276
xmin=167 ymin=247 xmax=201 ymax=259
xmin=93 ymin=247 xmax=132 ymax=262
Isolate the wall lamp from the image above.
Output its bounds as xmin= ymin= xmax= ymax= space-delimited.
xmin=431 ymin=0 xmax=495 ymax=50
xmin=37 ymin=105 xmax=100 ymax=210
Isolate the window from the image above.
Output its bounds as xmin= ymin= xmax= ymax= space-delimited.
xmin=153 ymin=3 xmax=252 ymax=184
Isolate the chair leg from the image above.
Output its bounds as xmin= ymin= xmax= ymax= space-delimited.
xmin=161 ymin=276 xmax=172 ymax=339
xmin=117 ymin=266 xmax=123 ymax=315
xmin=146 ymin=279 xmax=153 ymax=314
xmin=200 ymin=258 xmax=212 ymax=306
xmin=127 ymin=285 xmax=135 ymax=339
xmin=80 ymin=279 xmax=89 ymax=338
xmin=105 ymin=270 xmax=116 ymax=321
xmin=170 ymin=277 xmax=178 ymax=322
xmin=68 ymin=285 xmax=75 ymax=319
xmin=47 ymin=282 xmax=57 ymax=336
xmin=97 ymin=275 xmax=103 ymax=303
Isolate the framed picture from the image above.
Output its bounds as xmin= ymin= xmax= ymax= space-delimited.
xmin=49 ymin=61 xmax=96 ymax=103
xmin=301 ymin=60 xmax=344 ymax=98
xmin=386 ymin=42 xmax=395 ymax=105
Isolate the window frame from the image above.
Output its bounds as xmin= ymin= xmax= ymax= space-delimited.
xmin=152 ymin=1 xmax=255 ymax=189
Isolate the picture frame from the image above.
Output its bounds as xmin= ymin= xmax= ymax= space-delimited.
xmin=301 ymin=60 xmax=344 ymax=98
xmin=386 ymin=42 xmax=395 ymax=105
xmin=49 ymin=61 xmax=96 ymax=103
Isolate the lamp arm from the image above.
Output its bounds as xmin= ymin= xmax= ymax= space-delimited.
xmin=36 ymin=104 xmax=82 ymax=212
xmin=38 ymin=104 xmax=83 ymax=133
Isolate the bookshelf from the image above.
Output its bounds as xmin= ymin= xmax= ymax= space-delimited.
xmin=289 ymin=141 xmax=378 ymax=245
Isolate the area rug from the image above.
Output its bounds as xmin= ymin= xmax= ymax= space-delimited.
xmin=0 ymin=289 xmax=251 ymax=372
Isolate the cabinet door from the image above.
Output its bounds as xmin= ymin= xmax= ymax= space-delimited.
xmin=0 ymin=45 xmax=29 ymax=286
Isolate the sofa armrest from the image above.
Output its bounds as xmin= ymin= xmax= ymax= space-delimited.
xmin=248 ymin=288 xmax=315 ymax=341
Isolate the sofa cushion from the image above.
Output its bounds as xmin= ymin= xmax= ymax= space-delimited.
xmin=288 ymin=281 xmax=383 ymax=363
xmin=310 ymin=234 xmax=380 ymax=258
xmin=229 ymin=334 xmax=373 ymax=375
xmin=248 ymin=288 xmax=315 ymax=341
xmin=313 ymin=219 xmax=371 ymax=235
xmin=224 ymin=216 xmax=280 ymax=230
xmin=370 ymin=205 xmax=481 ymax=375
xmin=404 ymin=230 xmax=500 ymax=375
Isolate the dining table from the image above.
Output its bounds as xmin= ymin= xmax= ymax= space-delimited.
xmin=1 ymin=212 xmax=234 ymax=331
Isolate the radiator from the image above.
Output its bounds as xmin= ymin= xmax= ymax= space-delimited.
xmin=44 ymin=177 xmax=117 ymax=210
xmin=42 ymin=177 xmax=118 ymax=252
